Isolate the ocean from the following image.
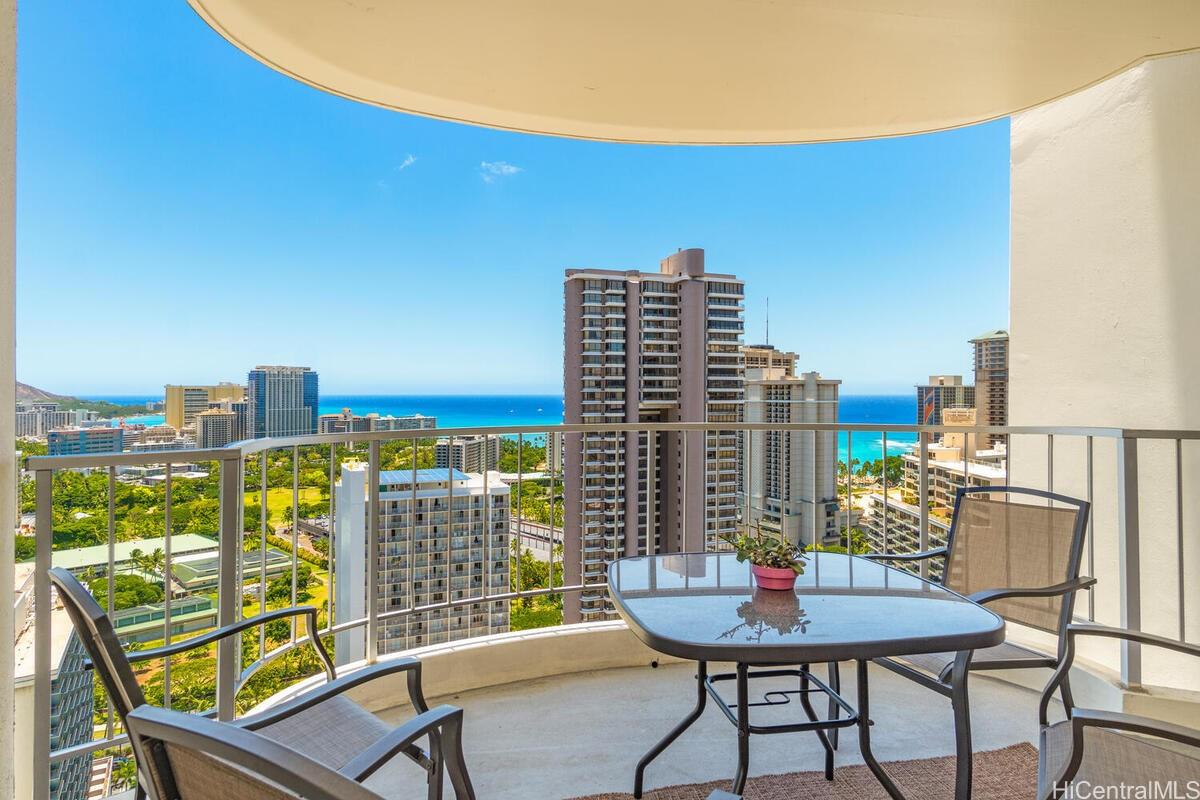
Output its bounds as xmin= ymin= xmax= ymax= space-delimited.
xmin=93 ymin=393 xmax=916 ymax=464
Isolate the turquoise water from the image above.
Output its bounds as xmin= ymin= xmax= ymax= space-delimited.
xmin=96 ymin=393 xmax=915 ymax=463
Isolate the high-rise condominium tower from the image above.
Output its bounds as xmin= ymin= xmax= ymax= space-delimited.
xmin=435 ymin=435 xmax=501 ymax=474
xmin=246 ymin=366 xmax=318 ymax=438
xmin=970 ymin=329 xmax=1009 ymax=447
xmin=164 ymin=382 xmax=245 ymax=429
xmin=194 ymin=407 xmax=237 ymax=449
xmin=915 ymin=375 xmax=975 ymax=428
xmin=562 ymin=248 xmax=744 ymax=622
xmin=740 ymin=348 xmax=841 ymax=547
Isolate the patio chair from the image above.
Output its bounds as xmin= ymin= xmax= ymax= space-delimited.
xmin=1038 ymin=623 xmax=1200 ymax=799
xmin=124 ymin=702 xmax=475 ymax=800
xmin=49 ymin=566 xmax=445 ymax=800
xmin=858 ymin=485 xmax=1094 ymax=798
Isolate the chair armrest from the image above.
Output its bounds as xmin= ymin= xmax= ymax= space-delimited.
xmin=1039 ymin=621 xmax=1199 ymax=727
xmin=339 ymin=704 xmax=475 ymax=800
xmin=126 ymin=605 xmax=334 ymax=682
xmin=1072 ymin=708 xmax=1200 ymax=750
xmin=1066 ymin=623 xmax=1200 ymax=659
xmin=970 ymin=577 xmax=1096 ymax=605
xmin=862 ymin=547 xmax=948 ymax=563
xmin=238 ymin=657 xmax=428 ymax=730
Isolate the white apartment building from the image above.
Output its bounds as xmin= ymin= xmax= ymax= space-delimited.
xmin=860 ymin=437 xmax=1006 ymax=557
xmin=740 ymin=360 xmax=841 ymax=547
xmin=319 ymin=410 xmax=438 ymax=434
xmin=334 ymin=465 xmax=510 ymax=663
xmin=14 ymin=403 xmax=92 ymax=438
xmin=434 ymin=435 xmax=500 ymax=474
xmin=562 ymin=248 xmax=744 ymax=622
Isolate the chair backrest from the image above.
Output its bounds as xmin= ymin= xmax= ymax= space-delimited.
xmin=48 ymin=566 xmax=147 ymax=720
xmin=125 ymin=705 xmax=384 ymax=800
xmin=942 ymin=487 xmax=1089 ymax=634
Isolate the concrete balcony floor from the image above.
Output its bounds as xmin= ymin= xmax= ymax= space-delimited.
xmin=365 ymin=660 xmax=1048 ymax=799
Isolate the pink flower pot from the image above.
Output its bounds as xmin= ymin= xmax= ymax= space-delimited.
xmin=751 ymin=564 xmax=798 ymax=591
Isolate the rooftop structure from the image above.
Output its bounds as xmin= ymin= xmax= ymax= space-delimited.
xmin=41 ymin=534 xmax=218 ymax=574
xmin=741 ymin=344 xmax=798 ymax=377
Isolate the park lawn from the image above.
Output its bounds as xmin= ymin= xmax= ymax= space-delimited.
xmin=243 ymin=486 xmax=326 ymax=525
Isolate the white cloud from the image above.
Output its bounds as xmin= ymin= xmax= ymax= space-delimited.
xmin=479 ymin=160 xmax=523 ymax=183
xmin=397 ymin=154 xmax=417 ymax=171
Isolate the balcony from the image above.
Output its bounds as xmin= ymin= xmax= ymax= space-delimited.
xmin=287 ymin=624 xmax=1048 ymax=800
xmin=16 ymin=420 xmax=1200 ymax=798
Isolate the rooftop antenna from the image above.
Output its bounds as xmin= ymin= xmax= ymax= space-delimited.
xmin=765 ymin=297 xmax=770 ymax=345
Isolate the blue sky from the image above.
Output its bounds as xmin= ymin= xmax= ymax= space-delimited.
xmin=16 ymin=3 xmax=1009 ymax=396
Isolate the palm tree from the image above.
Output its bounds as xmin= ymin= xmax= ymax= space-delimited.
xmin=127 ymin=548 xmax=144 ymax=577
xmin=147 ymin=547 xmax=166 ymax=576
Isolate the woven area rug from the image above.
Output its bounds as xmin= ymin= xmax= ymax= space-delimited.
xmin=568 ymin=742 xmax=1037 ymax=800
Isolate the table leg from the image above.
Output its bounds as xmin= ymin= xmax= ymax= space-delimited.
xmin=798 ymin=664 xmax=835 ymax=780
xmin=855 ymin=660 xmax=906 ymax=800
xmin=827 ymin=661 xmax=841 ymax=750
xmin=732 ymin=663 xmax=750 ymax=796
xmin=949 ymin=650 xmax=974 ymax=800
xmin=633 ymin=661 xmax=708 ymax=799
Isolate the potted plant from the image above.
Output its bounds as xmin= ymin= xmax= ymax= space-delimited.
xmin=721 ymin=526 xmax=808 ymax=591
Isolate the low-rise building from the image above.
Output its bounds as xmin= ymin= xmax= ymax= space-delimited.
xmin=47 ymin=427 xmax=123 ymax=456
xmin=43 ymin=534 xmax=219 ymax=578
xmin=319 ymin=408 xmax=374 ymax=434
xmin=110 ymin=596 xmax=217 ymax=644
xmin=170 ymin=547 xmax=292 ymax=592
xmin=371 ymin=413 xmax=437 ymax=431
xmin=319 ymin=409 xmax=438 ymax=434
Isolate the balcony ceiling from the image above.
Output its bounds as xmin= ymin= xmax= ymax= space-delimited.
xmin=187 ymin=1 xmax=1200 ymax=145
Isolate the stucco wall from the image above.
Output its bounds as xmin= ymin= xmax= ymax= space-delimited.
xmin=1 ymin=0 xmax=16 ymax=796
xmin=1010 ymin=50 xmax=1200 ymax=693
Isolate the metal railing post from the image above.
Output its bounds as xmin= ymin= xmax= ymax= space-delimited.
xmin=918 ymin=434 xmax=930 ymax=580
xmin=367 ymin=440 xmax=380 ymax=662
xmin=1117 ymin=435 xmax=1142 ymax=688
xmin=216 ymin=454 xmax=242 ymax=720
xmin=33 ymin=469 xmax=53 ymax=800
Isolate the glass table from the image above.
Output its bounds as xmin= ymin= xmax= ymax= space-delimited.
xmin=608 ymin=551 xmax=1005 ymax=799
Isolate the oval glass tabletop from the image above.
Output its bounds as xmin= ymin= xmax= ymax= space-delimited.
xmin=608 ymin=551 xmax=1005 ymax=663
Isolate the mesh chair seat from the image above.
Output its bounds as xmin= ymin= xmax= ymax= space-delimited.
xmin=1039 ymin=719 xmax=1200 ymax=794
xmin=168 ymin=746 xmax=302 ymax=800
xmin=255 ymin=694 xmax=392 ymax=771
xmin=895 ymin=640 xmax=1055 ymax=683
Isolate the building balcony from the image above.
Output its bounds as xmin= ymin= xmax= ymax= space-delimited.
xmin=16 ymin=420 xmax=1200 ymax=799
xmin=265 ymin=622 xmax=1060 ymax=800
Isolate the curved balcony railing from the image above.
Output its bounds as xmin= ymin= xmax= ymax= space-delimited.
xmin=20 ymin=421 xmax=1200 ymax=799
